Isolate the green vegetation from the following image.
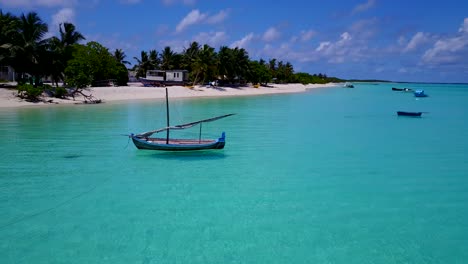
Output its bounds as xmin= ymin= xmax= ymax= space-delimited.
xmin=65 ymin=41 xmax=128 ymax=88
xmin=295 ymin=72 xmax=343 ymax=84
xmin=131 ymin=43 xmax=343 ymax=85
xmin=17 ymin=83 xmax=44 ymax=101
xmin=1 ymin=9 xmax=344 ymax=102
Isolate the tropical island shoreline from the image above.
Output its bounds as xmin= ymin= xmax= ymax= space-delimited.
xmin=0 ymin=82 xmax=339 ymax=108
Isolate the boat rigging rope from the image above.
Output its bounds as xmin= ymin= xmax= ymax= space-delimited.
xmin=0 ymin=176 xmax=112 ymax=231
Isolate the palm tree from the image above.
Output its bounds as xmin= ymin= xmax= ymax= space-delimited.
xmin=232 ymin=47 xmax=249 ymax=83
xmin=172 ymin=53 xmax=183 ymax=70
xmin=45 ymin=36 xmax=65 ymax=86
xmin=11 ymin=12 xmax=49 ymax=85
xmin=148 ymin=49 xmax=160 ymax=69
xmin=276 ymin=60 xmax=285 ymax=83
xmin=217 ymin=46 xmax=232 ymax=82
xmin=48 ymin=22 xmax=85 ymax=86
xmin=114 ymin=49 xmax=130 ymax=65
xmin=0 ymin=10 xmax=19 ymax=64
xmin=247 ymin=60 xmax=271 ymax=85
xmin=59 ymin=22 xmax=84 ymax=47
xmin=268 ymin=58 xmax=277 ymax=81
xmin=133 ymin=50 xmax=150 ymax=78
xmin=191 ymin=44 xmax=217 ymax=85
xmin=160 ymin=46 xmax=176 ymax=70
xmin=284 ymin=62 xmax=294 ymax=82
xmin=182 ymin=41 xmax=200 ymax=72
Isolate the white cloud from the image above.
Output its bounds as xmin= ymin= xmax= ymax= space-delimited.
xmin=403 ymin=32 xmax=431 ymax=52
xmin=175 ymin=9 xmax=229 ymax=33
xmin=315 ymin=32 xmax=355 ymax=63
xmin=275 ymin=21 xmax=375 ymax=65
xmin=176 ymin=10 xmax=207 ymax=33
xmin=51 ymin=8 xmax=75 ymax=27
xmin=352 ymin=0 xmax=375 ymax=15
xmin=260 ymin=43 xmax=289 ymax=60
xmin=206 ymin=10 xmax=229 ymax=24
xmin=44 ymin=7 xmax=76 ymax=38
xmin=459 ymin=18 xmax=468 ymax=33
xmin=300 ymin=30 xmax=316 ymax=42
xmin=398 ymin=36 xmax=407 ymax=46
xmin=260 ymin=29 xmax=370 ymax=65
xmin=422 ymin=37 xmax=468 ymax=64
xmin=316 ymin=42 xmax=331 ymax=52
xmin=230 ymin=33 xmax=255 ymax=49
xmin=193 ymin=31 xmax=227 ymax=48
xmin=341 ymin=32 xmax=351 ymax=41
xmin=259 ymin=41 xmax=320 ymax=64
xmin=0 ymin=0 xmax=74 ymax=7
xmin=350 ymin=18 xmax=378 ymax=39
xmin=262 ymin=27 xmax=280 ymax=42
xmin=422 ymin=18 xmax=468 ymax=65
xmin=158 ymin=39 xmax=188 ymax=53
xmin=87 ymin=32 xmax=140 ymax=55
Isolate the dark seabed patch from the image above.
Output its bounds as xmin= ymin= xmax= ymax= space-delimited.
xmin=63 ymin=154 xmax=82 ymax=159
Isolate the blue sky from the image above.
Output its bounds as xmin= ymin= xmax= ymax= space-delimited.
xmin=1 ymin=0 xmax=468 ymax=83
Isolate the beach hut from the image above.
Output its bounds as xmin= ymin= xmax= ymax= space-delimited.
xmin=165 ymin=70 xmax=189 ymax=83
xmin=140 ymin=70 xmax=189 ymax=87
xmin=0 ymin=66 xmax=15 ymax=82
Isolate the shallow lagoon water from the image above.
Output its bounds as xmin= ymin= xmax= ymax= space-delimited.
xmin=1 ymin=83 xmax=467 ymax=263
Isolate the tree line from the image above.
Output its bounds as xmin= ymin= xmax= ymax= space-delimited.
xmin=1 ymin=10 xmax=342 ymax=100
xmin=131 ymin=43 xmax=343 ymax=86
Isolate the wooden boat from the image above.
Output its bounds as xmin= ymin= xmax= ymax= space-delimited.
xmin=397 ymin=111 xmax=422 ymax=117
xmin=129 ymin=88 xmax=234 ymax=151
xmin=392 ymin=87 xmax=413 ymax=91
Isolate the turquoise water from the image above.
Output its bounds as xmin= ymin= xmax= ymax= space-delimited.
xmin=1 ymin=83 xmax=468 ymax=263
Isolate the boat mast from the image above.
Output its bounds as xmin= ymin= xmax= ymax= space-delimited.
xmin=165 ymin=87 xmax=169 ymax=144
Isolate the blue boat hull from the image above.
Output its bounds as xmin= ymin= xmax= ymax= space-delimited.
xmin=414 ymin=90 xmax=428 ymax=97
xmin=397 ymin=111 xmax=422 ymax=117
xmin=131 ymin=132 xmax=226 ymax=151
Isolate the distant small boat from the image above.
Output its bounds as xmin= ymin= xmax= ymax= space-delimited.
xmin=392 ymin=87 xmax=413 ymax=91
xmin=343 ymin=82 xmax=354 ymax=88
xmin=414 ymin=89 xmax=428 ymax=97
xmin=397 ymin=111 xmax=422 ymax=117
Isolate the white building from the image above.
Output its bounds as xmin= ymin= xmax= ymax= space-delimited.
xmin=165 ymin=70 xmax=188 ymax=82
xmin=0 ymin=66 xmax=15 ymax=82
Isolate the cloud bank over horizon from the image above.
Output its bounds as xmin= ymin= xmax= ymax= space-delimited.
xmin=1 ymin=0 xmax=467 ymax=82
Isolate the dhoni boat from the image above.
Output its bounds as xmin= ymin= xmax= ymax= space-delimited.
xmin=129 ymin=88 xmax=235 ymax=151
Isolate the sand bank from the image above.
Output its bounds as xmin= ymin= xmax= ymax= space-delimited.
xmin=0 ymin=82 xmax=338 ymax=108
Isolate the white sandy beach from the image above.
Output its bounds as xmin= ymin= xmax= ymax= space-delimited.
xmin=0 ymin=82 xmax=338 ymax=108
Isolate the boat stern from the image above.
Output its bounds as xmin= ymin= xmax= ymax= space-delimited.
xmin=219 ymin=132 xmax=226 ymax=142
xmin=214 ymin=132 xmax=226 ymax=149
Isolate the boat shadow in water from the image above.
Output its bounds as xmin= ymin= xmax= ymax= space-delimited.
xmin=146 ymin=151 xmax=228 ymax=161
